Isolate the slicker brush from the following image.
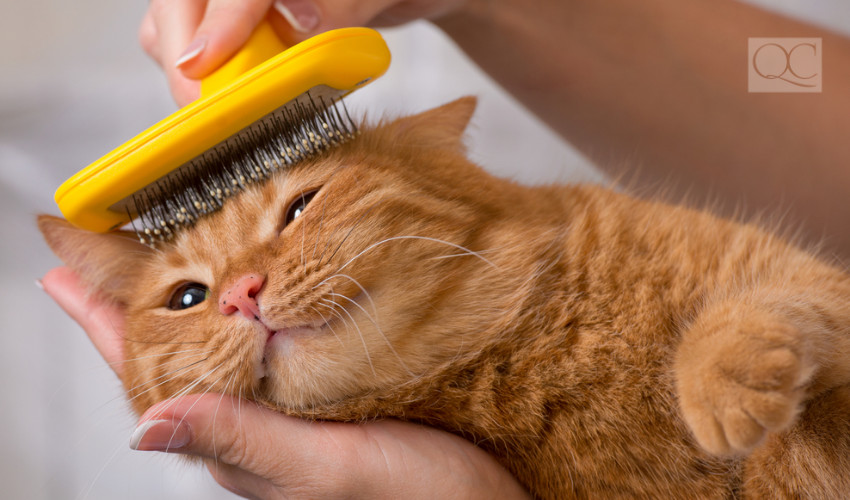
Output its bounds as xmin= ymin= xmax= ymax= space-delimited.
xmin=129 ymin=95 xmax=356 ymax=245
xmin=54 ymin=23 xmax=390 ymax=246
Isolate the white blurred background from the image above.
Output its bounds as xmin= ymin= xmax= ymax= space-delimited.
xmin=1 ymin=1 xmax=847 ymax=499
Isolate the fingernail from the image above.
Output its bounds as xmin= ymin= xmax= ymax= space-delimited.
xmin=130 ymin=419 xmax=191 ymax=451
xmin=175 ymin=38 xmax=207 ymax=68
xmin=274 ymin=0 xmax=320 ymax=33
xmin=35 ymin=279 xmax=44 ymax=290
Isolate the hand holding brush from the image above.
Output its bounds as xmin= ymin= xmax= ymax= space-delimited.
xmin=141 ymin=0 xmax=467 ymax=105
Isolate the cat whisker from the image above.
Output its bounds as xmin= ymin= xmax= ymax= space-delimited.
xmin=316 ymin=302 xmax=354 ymax=346
xmin=122 ymin=359 xmax=221 ymax=418
xmin=309 ymin=306 xmax=345 ymax=347
xmin=119 ymin=336 xmax=206 ymax=345
xmin=154 ymin=366 xmax=229 ymax=454
xmin=87 ymin=352 xmax=214 ymax=420
xmin=429 ymin=252 xmax=492 ymax=262
xmin=329 ymin=292 xmax=413 ymax=377
xmin=211 ymin=372 xmax=237 ymax=470
xmin=318 ymin=203 xmax=378 ymax=267
xmin=79 ymin=364 xmax=225 ymax=499
xmin=45 ymin=348 xmax=212 ymax=416
xmin=109 ymin=347 xmax=214 ymax=368
xmin=236 ymin=384 xmax=246 ymax=432
xmin=301 ymin=190 xmax=308 ymax=273
xmin=170 ymin=363 xmax=226 ymax=405
xmin=319 ymin=298 xmax=376 ymax=377
xmin=138 ymin=374 xmax=212 ymax=420
xmin=335 ymin=235 xmax=499 ymax=274
xmin=76 ymin=439 xmax=126 ymax=500
xmin=71 ymin=364 xmax=215 ymax=463
xmin=311 ymin=193 xmax=329 ymax=261
xmin=122 ymin=355 xmax=212 ymax=403
xmin=317 ymin=297 xmax=347 ymax=326
xmin=312 ymin=273 xmax=378 ymax=320
xmin=149 ymin=362 xmax=226 ymax=428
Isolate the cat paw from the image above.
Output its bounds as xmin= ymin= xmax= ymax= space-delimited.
xmin=675 ymin=320 xmax=814 ymax=456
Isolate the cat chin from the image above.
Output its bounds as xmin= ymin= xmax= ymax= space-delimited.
xmin=267 ymin=324 xmax=328 ymax=352
xmin=255 ymin=321 xmax=330 ymax=381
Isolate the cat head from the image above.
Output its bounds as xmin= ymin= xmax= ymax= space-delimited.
xmin=40 ymin=98 xmax=534 ymax=416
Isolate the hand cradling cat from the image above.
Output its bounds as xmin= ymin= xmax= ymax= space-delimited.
xmin=40 ymin=98 xmax=850 ymax=499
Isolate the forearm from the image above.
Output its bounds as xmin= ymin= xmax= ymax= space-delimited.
xmin=436 ymin=0 xmax=850 ymax=258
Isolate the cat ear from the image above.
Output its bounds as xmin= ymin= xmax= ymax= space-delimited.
xmin=387 ymin=96 xmax=478 ymax=151
xmin=38 ymin=214 xmax=153 ymax=303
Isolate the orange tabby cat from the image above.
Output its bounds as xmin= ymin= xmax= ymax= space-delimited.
xmin=40 ymin=98 xmax=850 ymax=499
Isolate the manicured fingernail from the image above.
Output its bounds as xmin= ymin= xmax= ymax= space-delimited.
xmin=175 ymin=38 xmax=207 ymax=68
xmin=35 ymin=279 xmax=44 ymax=290
xmin=274 ymin=0 xmax=320 ymax=33
xmin=130 ymin=419 xmax=191 ymax=451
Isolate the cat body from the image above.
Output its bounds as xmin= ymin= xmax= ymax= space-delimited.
xmin=40 ymin=98 xmax=850 ymax=498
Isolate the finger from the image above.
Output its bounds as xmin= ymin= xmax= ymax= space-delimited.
xmin=149 ymin=0 xmax=207 ymax=105
xmin=129 ymin=393 xmax=532 ymax=498
xmin=204 ymin=459 xmax=277 ymax=499
xmin=178 ymin=0 xmax=275 ymax=80
xmin=268 ymin=0 xmax=319 ymax=43
xmin=40 ymin=267 xmax=126 ymax=375
xmin=129 ymin=393 xmax=354 ymax=496
xmin=138 ymin=8 xmax=160 ymax=64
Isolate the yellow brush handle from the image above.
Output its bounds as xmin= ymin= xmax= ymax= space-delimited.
xmin=56 ymin=27 xmax=390 ymax=233
xmin=201 ymin=21 xmax=288 ymax=97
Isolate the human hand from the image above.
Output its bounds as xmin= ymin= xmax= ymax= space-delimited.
xmin=41 ymin=266 xmax=126 ymax=375
xmin=40 ymin=266 xmax=530 ymax=499
xmin=129 ymin=393 xmax=530 ymax=499
xmin=139 ymin=0 xmax=469 ymax=105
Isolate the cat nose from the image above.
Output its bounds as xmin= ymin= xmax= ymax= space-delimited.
xmin=219 ymin=274 xmax=265 ymax=320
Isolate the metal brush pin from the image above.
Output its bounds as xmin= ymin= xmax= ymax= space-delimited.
xmin=128 ymin=94 xmax=357 ymax=247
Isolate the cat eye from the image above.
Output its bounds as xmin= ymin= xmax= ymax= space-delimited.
xmin=284 ymin=190 xmax=318 ymax=226
xmin=168 ymin=282 xmax=210 ymax=310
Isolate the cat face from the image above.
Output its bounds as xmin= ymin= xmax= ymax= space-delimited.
xmin=41 ymin=97 xmax=521 ymax=415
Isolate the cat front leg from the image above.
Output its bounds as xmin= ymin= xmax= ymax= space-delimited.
xmin=673 ymin=297 xmax=818 ymax=456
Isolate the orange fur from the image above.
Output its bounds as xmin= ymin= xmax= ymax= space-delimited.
xmin=39 ymin=97 xmax=850 ymax=498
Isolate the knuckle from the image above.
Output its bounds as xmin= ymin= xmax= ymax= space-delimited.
xmin=216 ymin=425 xmax=250 ymax=468
xmin=138 ymin=26 xmax=155 ymax=54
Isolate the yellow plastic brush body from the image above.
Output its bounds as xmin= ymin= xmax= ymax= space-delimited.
xmin=55 ymin=24 xmax=390 ymax=232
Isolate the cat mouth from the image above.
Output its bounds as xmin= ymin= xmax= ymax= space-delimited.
xmin=255 ymin=319 xmax=328 ymax=379
xmin=266 ymin=323 xmax=327 ymax=344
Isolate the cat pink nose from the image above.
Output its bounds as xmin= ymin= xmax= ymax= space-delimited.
xmin=219 ymin=274 xmax=264 ymax=320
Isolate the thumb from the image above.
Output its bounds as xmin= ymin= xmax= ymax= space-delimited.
xmin=129 ymin=393 xmax=357 ymax=494
xmin=127 ymin=394 xmax=531 ymax=499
